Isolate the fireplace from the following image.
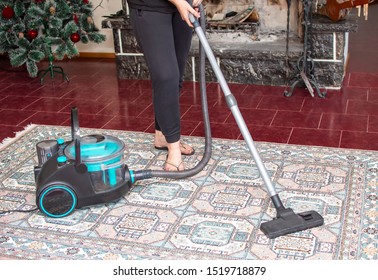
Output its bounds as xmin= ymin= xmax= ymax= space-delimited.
xmin=204 ymin=0 xmax=299 ymax=34
xmin=102 ymin=0 xmax=359 ymax=89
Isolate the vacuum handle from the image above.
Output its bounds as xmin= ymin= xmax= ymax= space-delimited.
xmin=75 ymin=138 xmax=82 ymax=165
xmin=71 ymin=107 xmax=80 ymax=141
xmin=188 ymin=13 xmax=200 ymax=28
xmin=70 ymin=107 xmax=82 ymax=165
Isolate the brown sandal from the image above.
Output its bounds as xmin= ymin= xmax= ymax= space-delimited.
xmin=164 ymin=159 xmax=184 ymax=171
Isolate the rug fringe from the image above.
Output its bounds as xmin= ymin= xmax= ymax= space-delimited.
xmin=0 ymin=124 xmax=37 ymax=151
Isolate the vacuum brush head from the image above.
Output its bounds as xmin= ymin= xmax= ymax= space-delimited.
xmin=260 ymin=207 xmax=324 ymax=239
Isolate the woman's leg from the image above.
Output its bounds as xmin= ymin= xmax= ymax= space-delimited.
xmin=154 ymin=9 xmax=194 ymax=154
xmin=172 ymin=9 xmax=193 ymax=90
xmin=130 ymin=9 xmax=181 ymax=139
xmin=129 ymin=9 xmax=191 ymax=170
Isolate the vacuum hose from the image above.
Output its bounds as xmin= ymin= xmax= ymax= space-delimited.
xmin=132 ymin=5 xmax=211 ymax=182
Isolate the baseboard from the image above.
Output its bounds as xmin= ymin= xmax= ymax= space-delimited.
xmin=1 ymin=52 xmax=116 ymax=60
xmin=78 ymin=52 xmax=116 ymax=59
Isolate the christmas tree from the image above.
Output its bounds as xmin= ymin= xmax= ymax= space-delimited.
xmin=0 ymin=0 xmax=106 ymax=78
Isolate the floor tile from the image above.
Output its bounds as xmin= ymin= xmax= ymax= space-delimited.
xmin=131 ymin=91 xmax=155 ymax=106
xmin=58 ymin=99 xmax=111 ymax=114
xmin=257 ymin=95 xmax=305 ymax=111
xmin=214 ymin=93 xmax=263 ymax=109
xmin=19 ymin=111 xmax=70 ymax=127
xmin=368 ymin=88 xmax=378 ymax=103
xmin=23 ymin=97 xmax=74 ymax=112
xmin=144 ymin=123 xmax=156 ymax=134
xmin=327 ymin=87 xmax=368 ymax=101
xmin=27 ymin=84 xmax=72 ymax=98
xmin=368 ymin=115 xmax=378 ymax=133
xmin=115 ymin=79 xmax=137 ymax=89
xmin=180 ymin=120 xmax=202 ymax=136
xmin=244 ymin=125 xmax=292 ymax=143
xmin=0 ymin=72 xmax=38 ymax=84
xmin=62 ymin=113 xmax=114 ymax=129
xmin=182 ymin=105 xmax=231 ymax=123
xmin=348 ymin=73 xmax=378 ymax=88
xmin=1 ymin=83 xmax=44 ymax=97
xmin=135 ymin=104 xmax=155 ymax=120
xmin=191 ymin=122 xmax=241 ymax=139
xmin=289 ymin=128 xmax=341 ymax=148
xmin=101 ymin=116 xmax=154 ymax=132
xmin=125 ymin=79 xmax=152 ymax=92
xmin=0 ymin=83 xmax=12 ymax=94
xmin=301 ymin=98 xmax=348 ymax=114
xmin=0 ymin=110 xmax=37 ymax=126
xmin=272 ymin=111 xmax=321 ymax=129
xmin=99 ymin=99 xmax=154 ymax=117
xmin=347 ymin=100 xmax=378 ymax=116
xmin=181 ymin=81 xmax=201 ymax=93
xmin=225 ymin=108 xmax=276 ymax=126
xmin=116 ymin=88 xmax=149 ymax=103
xmin=340 ymin=131 xmax=378 ymax=150
xmin=60 ymin=86 xmax=111 ymax=101
xmin=0 ymin=96 xmax=41 ymax=110
xmin=206 ymin=82 xmax=247 ymax=95
xmin=320 ymin=113 xmax=368 ymax=132
xmin=180 ymin=88 xmax=226 ymax=107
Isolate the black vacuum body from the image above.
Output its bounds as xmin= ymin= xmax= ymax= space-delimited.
xmin=34 ymin=120 xmax=133 ymax=218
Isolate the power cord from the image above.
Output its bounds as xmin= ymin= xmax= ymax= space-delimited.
xmin=0 ymin=207 xmax=38 ymax=215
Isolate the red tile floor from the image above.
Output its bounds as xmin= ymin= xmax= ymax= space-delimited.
xmin=1 ymin=6 xmax=378 ymax=151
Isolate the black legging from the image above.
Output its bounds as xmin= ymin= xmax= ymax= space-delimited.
xmin=129 ymin=8 xmax=193 ymax=143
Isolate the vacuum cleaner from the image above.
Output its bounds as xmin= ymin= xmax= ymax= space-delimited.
xmin=34 ymin=107 xmax=133 ymax=218
xmin=34 ymin=5 xmax=323 ymax=238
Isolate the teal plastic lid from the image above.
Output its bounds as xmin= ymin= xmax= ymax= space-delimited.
xmin=64 ymin=134 xmax=125 ymax=163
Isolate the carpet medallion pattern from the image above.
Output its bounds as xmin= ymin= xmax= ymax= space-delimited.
xmin=0 ymin=125 xmax=377 ymax=260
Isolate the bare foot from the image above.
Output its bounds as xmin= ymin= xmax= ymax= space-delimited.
xmin=154 ymin=130 xmax=194 ymax=155
xmin=163 ymin=141 xmax=185 ymax=171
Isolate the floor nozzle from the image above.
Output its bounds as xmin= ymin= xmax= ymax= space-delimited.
xmin=260 ymin=207 xmax=324 ymax=239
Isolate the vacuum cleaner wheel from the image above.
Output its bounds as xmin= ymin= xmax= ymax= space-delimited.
xmin=39 ymin=185 xmax=77 ymax=218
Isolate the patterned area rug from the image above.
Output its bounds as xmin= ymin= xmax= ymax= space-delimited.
xmin=0 ymin=125 xmax=377 ymax=260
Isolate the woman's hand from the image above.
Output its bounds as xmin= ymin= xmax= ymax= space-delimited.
xmin=192 ymin=0 xmax=203 ymax=7
xmin=169 ymin=0 xmax=201 ymax=27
